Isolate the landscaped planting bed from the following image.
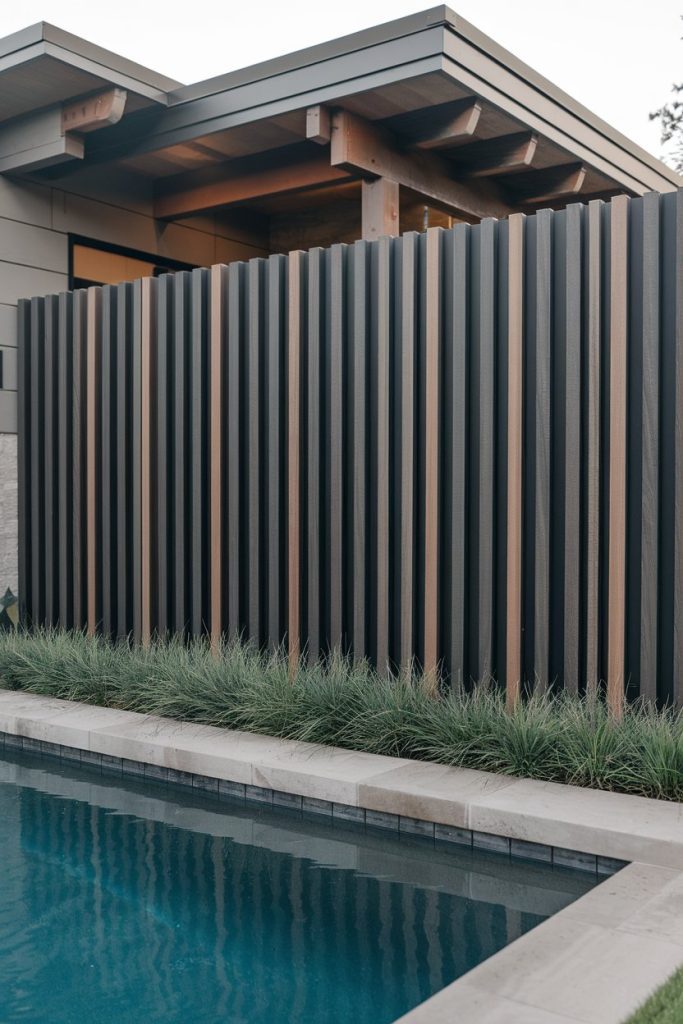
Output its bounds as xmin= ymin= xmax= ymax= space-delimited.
xmin=0 ymin=629 xmax=681 ymax=802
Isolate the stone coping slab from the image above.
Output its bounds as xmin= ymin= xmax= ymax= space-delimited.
xmin=396 ymin=862 xmax=683 ymax=1024
xmin=0 ymin=688 xmax=681 ymax=869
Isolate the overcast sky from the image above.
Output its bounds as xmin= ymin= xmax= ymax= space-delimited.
xmin=5 ymin=1 xmax=681 ymax=164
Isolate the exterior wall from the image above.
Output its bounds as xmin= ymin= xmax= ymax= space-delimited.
xmin=0 ymin=170 xmax=268 ymax=433
xmin=0 ymin=169 xmax=269 ymax=599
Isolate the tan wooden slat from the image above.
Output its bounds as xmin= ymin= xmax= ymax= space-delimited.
xmin=505 ymin=213 xmax=524 ymax=710
xmin=607 ymin=196 xmax=629 ymax=717
xmin=288 ymin=251 xmax=304 ymax=678
xmin=399 ymin=234 xmax=417 ymax=671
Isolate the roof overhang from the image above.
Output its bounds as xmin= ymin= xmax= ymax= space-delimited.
xmin=0 ymin=8 xmax=679 ymax=212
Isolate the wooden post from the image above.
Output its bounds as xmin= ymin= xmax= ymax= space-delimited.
xmin=361 ymin=178 xmax=399 ymax=241
xmin=506 ymin=214 xmax=524 ymax=711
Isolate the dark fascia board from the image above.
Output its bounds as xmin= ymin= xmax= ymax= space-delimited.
xmin=171 ymin=6 xmax=450 ymax=104
xmin=0 ymin=21 xmax=181 ymax=104
xmin=85 ymin=24 xmax=447 ymax=162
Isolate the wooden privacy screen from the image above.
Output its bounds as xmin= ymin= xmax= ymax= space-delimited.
xmin=16 ymin=191 xmax=683 ymax=707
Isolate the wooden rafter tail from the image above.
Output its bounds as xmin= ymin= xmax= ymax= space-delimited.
xmin=511 ymin=164 xmax=587 ymax=206
xmin=454 ymin=131 xmax=538 ymax=178
xmin=382 ymin=96 xmax=482 ymax=150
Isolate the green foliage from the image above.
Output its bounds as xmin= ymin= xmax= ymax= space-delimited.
xmin=0 ymin=629 xmax=681 ymax=802
xmin=626 ymin=966 xmax=683 ymax=1024
xmin=650 ymin=17 xmax=683 ymax=171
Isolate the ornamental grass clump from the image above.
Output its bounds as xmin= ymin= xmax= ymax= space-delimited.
xmin=0 ymin=628 xmax=681 ymax=802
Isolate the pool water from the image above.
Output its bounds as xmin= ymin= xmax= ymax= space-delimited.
xmin=0 ymin=750 xmax=596 ymax=1024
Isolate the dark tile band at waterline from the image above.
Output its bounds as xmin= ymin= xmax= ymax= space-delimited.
xmin=0 ymin=730 xmax=627 ymax=878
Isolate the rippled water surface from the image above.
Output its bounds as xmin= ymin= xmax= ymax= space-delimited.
xmin=0 ymin=750 xmax=596 ymax=1024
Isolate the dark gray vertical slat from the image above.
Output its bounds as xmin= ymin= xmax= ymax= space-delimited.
xmin=328 ymin=243 xmax=346 ymax=652
xmin=86 ymin=287 xmax=102 ymax=636
xmin=351 ymin=239 xmax=368 ymax=663
xmin=173 ymin=273 xmax=189 ymax=637
xmin=628 ymin=193 xmax=660 ymax=701
xmin=606 ymin=196 xmax=630 ymax=714
xmin=156 ymin=276 xmax=171 ymax=637
xmin=504 ymin=213 xmax=525 ymax=707
xmin=373 ymin=236 xmax=391 ymax=672
xmin=397 ymin=233 xmax=417 ymax=671
xmin=287 ymin=250 xmax=305 ymax=674
xmin=100 ymin=287 xmax=115 ymax=637
xmin=227 ymin=262 xmax=243 ymax=638
xmin=423 ymin=227 xmax=442 ymax=680
xmin=72 ymin=291 xmax=87 ymax=631
xmin=44 ymin=295 xmax=58 ymax=626
xmin=140 ymin=276 xmax=156 ymax=646
xmin=306 ymin=248 xmax=323 ymax=661
xmin=525 ymin=209 xmax=552 ymax=690
xmin=661 ymin=190 xmax=683 ymax=709
xmin=442 ymin=223 xmax=468 ymax=684
xmin=584 ymin=201 xmax=603 ymax=692
xmin=190 ymin=268 xmax=208 ymax=638
xmin=553 ymin=205 xmax=582 ymax=692
xmin=247 ymin=259 xmax=264 ymax=645
xmin=674 ymin=187 xmax=683 ymax=710
xmin=17 ymin=300 xmax=29 ymax=621
xmin=209 ymin=264 xmax=225 ymax=650
xmin=266 ymin=254 xmax=286 ymax=649
xmin=132 ymin=280 xmax=142 ymax=642
xmin=469 ymin=219 xmax=496 ymax=683
xmin=30 ymin=298 xmax=45 ymax=625
xmin=57 ymin=292 xmax=72 ymax=628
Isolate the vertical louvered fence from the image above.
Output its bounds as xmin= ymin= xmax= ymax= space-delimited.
xmin=17 ymin=191 xmax=683 ymax=707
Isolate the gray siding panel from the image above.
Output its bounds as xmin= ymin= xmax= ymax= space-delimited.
xmin=0 ymin=219 xmax=67 ymax=274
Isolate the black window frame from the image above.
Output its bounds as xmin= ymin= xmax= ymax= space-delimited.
xmin=68 ymin=234 xmax=197 ymax=290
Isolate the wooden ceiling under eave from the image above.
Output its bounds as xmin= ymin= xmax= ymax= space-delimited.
xmin=118 ymin=68 xmax=628 ymax=233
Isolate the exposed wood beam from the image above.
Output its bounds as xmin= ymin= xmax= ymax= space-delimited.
xmin=306 ymin=105 xmax=331 ymax=145
xmin=509 ymin=163 xmax=587 ymax=205
xmin=62 ymin=88 xmax=127 ymax=134
xmin=382 ymin=97 xmax=481 ymax=150
xmin=361 ymin=178 xmax=399 ymax=239
xmin=154 ymin=144 xmax=353 ymax=219
xmin=452 ymin=131 xmax=538 ymax=177
xmin=330 ymin=109 xmax=511 ymax=222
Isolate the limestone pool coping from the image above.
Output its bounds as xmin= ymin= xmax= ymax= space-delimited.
xmin=1 ymin=688 xmax=682 ymax=1023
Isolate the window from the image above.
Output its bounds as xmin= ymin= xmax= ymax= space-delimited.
xmin=69 ymin=237 xmax=196 ymax=290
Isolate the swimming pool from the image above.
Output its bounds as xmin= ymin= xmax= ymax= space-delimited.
xmin=0 ymin=749 xmax=597 ymax=1024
